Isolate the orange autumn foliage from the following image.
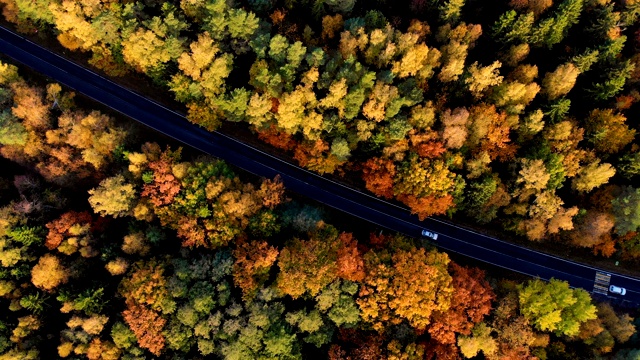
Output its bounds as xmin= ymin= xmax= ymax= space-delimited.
xmin=416 ymin=141 xmax=448 ymax=159
xmin=257 ymin=175 xmax=286 ymax=209
xmin=614 ymin=94 xmax=637 ymax=110
xmin=176 ymin=216 xmax=207 ymax=248
xmin=232 ymin=239 xmax=279 ymax=299
xmin=257 ymin=124 xmax=297 ymax=151
xmin=294 ymin=140 xmax=345 ymax=175
xmin=361 ymin=157 xmax=396 ymax=199
xmin=45 ymin=211 xmax=92 ymax=250
xmin=119 ymin=261 xmax=168 ymax=355
xmin=424 ymin=340 xmax=462 ymax=360
xmin=593 ymin=235 xmax=617 ymax=257
xmin=277 ymin=235 xmax=340 ymax=298
xmin=122 ymin=304 xmax=166 ymax=356
xmin=336 ymin=232 xmax=366 ymax=282
xmin=1 ymin=76 xmax=126 ymax=186
xmin=11 ymin=82 xmax=50 ymax=130
xmin=397 ymin=193 xmax=455 ymax=220
xmin=429 ymin=263 xmax=495 ymax=344
xmin=276 ymin=225 xmax=364 ymax=298
xmin=358 ymin=247 xmax=453 ymax=332
xmin=141 ymin=150 xmax=182 ymax=207
xmin=368 ymin=232 xmax=394 ymax=249
xmin=482 ymin=121 xmax=516 ymax=161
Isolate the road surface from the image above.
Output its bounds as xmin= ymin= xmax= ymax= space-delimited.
xmin=1 ymin=25 xmax=638 ymax=306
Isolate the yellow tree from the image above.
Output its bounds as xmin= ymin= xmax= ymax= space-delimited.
xmin=171 ymin=32 xmax=233 ymax=103
xmin=122 ymin=28 xmax=183 ymax=73
xmin=88 ymin=175 xmax=136 ymax=218
xmin=31 ymin=254 xmax=69 ymax=291
xmin=584 ymin=109 xmax=636 ymax=154
xmin=391 ymin=42 xmax=440 ymax=80
xmin=394 ymin=154 xmax=461 ymax=219
xmin=516 ymin=159 xmax=550 ymax=196
xmin=362 ymin=81 xmax=399 ymax=122
xmin=319 ymin=78 xmax=348 ymax=118
xmin=49 ymin=0 xmax=105 ymax=51
xmin=358 ymin=245 xmax=453 ymax=332
xmin=542 ymin=63 xmax=580 ymax=100
xmin=438 ymin=41 xmax=468 ymax=83
xmin=466 ymin=61 xmax=504 ymax=98
xmin=572 ymin=161 xmax=616 ymax=193
xmin=275 ymin=85 xmax=322 ymax=140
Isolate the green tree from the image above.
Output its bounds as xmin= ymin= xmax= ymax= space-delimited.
xmin=439 ymin=0 xmax=466 ymax=23
xmin=612 ymin=186 xmax=640 ymax=235
xmin=590 ymin=60 xmax=634 ymax=101
xmin=545 ymin=98 xmax=571 ymax=122
xmin=492 ymin=10 xmax=535 ymax=44
xmin=0 ymin=110 xmax=27 ymax=146
xmin=530 ymin=0 xmax=583 ymax=48
xmin=571 ymin=49 xmax=600 ymax=72
xmin=315 ymin=280 xmax=360 ymax=328
xmin=619 ymin=152 xmax=640 ymax=179
xmin=518 ymin=278 xmax=596 ymax=337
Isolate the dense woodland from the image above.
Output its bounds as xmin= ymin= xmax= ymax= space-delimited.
xmin=2 ymin=0 xmax=640 ymax=358
xmin=0 ymin=61 xmax=639 ymax=359
xmin=0 ymin=0 xmax=639 ymax=259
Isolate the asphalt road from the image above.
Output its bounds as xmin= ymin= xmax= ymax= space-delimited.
xmin=1 ymin=26 xmax=639 ymax=306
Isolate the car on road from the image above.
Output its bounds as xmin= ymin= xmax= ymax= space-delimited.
xmin=609 ymin=285 xmax=627 ymax=295
xmin=421 ymin=230 xmax=438 ymax=240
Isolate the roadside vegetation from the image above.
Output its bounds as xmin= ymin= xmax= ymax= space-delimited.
xmin=1 ymin=0 xmax=640 ymax=261
xmin=0 ymin=60 xmax=639 ymax=359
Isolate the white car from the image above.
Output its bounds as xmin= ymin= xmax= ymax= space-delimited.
xmin=421 ymin=230 xmax=438 ymax=240
xmin=609 ymin=285 xmax=626 ymax=295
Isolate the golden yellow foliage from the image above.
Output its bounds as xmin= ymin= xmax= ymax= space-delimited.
xmin=31 ymin=254 xmax=69 ymax=291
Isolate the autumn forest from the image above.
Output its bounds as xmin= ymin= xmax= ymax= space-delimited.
xmin=1 ymin=0 xmax=640 ymax=358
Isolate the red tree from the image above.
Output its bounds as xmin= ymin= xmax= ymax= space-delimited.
xmin=428 ymin=263 xmax=495 ymax=344
xmin=361 ymin=157 xmax=396 ymax=199
xmin=45 ymin=211 xmax=92 ymax=250
xmin=141 ymin=149 xmax=182 ymax=207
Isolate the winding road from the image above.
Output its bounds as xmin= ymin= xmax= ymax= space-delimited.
xmin=1 ymin=25 xmax=639 ymax=305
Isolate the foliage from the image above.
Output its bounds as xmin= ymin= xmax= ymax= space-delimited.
xmin=276 ymin=224 xmax=364 ymax=298
xmin=357 ymin=245 xmax=453 ymax=332
xmin=518 ymin=278 xmax=597 ymax=337
xmin=31 ymin=254 xmax=68 ymax=291
xmin=0 ymin=2 xmax=639 ymax=359
xmin=613 ymin=187 xmax=640 ymax=235
xmin=88 ymin=175 xmax=136 ymax=218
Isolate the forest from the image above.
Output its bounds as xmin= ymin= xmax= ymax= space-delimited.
xmin=0 ymin=60 xmax=639 ymax=359
xmin=1 ymin=0 xmax=640 ymax=358
xmin=1 ymin=0 xmax=640 ymax=260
